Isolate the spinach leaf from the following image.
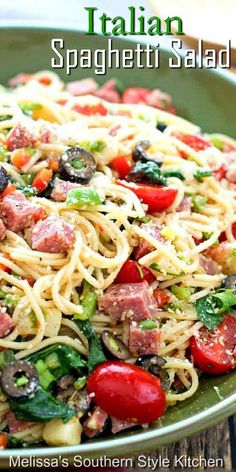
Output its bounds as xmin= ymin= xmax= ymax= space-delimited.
xmin=27 ymin=344 xmax=86 ymax=380
xmin=16 ymin=184 xmax=36 ymax=197
xmin=128 ymin=161 xmax=184 ymax=185
xmin=195 ymin=289 xmax=236 ymax=330
xmin=194 ymin=169 xmax=213 ymax=182
xmin=10 ymin=387 xmax=76 ymax=422
xmin=0 ymin=349 xmax=14 ymax=367
xmin=75 ymin=320 xmax=106 ymax=372
xmin=7 ymin=437 xmax=25 ymax=448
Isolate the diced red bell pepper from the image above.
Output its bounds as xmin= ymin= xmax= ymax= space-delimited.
xmin=111 ymin=156 xmax=132 ymax=179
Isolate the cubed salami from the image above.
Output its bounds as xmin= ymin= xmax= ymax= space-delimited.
xmin=31 ymin=216 xmax=75 ymax=253
xmin=98 ymin=281 xmax=157 ymax=323
xmin=6 ymin=411 xmax=34 ymax=434
xmin=6 ymin=124 xmax=36 ymax=151
xmin=129 ymin=322 xmax=160 ymax=356
xmin=95 ymin=80 xmax=120 ymax=103
xmin=83 ymin=407 xmax=108 ymax=438
xmin=0 ymin=308 xmax=14 ymax=337
xmin=51 ymin=179 xmax=81 ymax=202
xmin=0 ymin=191 xmax=44 ymax=232
xmin=66 ymin=78 xmax=98 ymax=96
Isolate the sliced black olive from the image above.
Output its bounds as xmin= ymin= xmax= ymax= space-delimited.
xmin=223 ymin=275 xmax=236 ymax=291
xmin=0 ymin=360 xmax=38 ymax=399
xmin=0 ymin=166 xmax=9 ymax=193
xmin=102 ymin=330 xmax=131 ymax=360
xmin=59 ymin=147 xmax=96 ymax=184
xmin=132 ymin=141 xmax=162 ymax=167
xmin=136 ymin=355 xmax=170 ymax=391
xmin=156 ymin=123 xmax=167 ymax=132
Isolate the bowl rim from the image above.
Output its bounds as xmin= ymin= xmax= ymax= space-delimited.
xmin=0 ymin=23 xmax=235 ymax=459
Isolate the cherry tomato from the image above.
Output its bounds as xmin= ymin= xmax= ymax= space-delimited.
xmin=176 ymin=134 xmax=212 ymax=151
xmin=115 ymin=260 xmax=155 ymax=285
xmin=219 ymin=221 xmax=236 ymax=243
xmin=190 ymin=314 xmax=236 ymax=375
xmin=121 ymin=87 xmax=150 ymax=104
xmin=87 ymin=361 xmax=166 ymax=424
xmin=117 ymin=181 xmax=177 ymax=213
xmin=111 ymin=156 xmax=132 ymax=180
xmin=153 ymin=288 xmax=170 ymax=308
xmin=73 ymin=103 xmax=108 ymax=116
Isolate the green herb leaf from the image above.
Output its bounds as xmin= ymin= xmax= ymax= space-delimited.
xmin=16 ymin=184 xmax=36 ymax=197
xmin=194 ymin=169 xmax=213 ymax=182
xmin=195 ymin=289 xmax=236 ymax=329
xmin=75 ymin=319 xmax=106 ymax=372
xmin=162 ymin=169 xmax=185 ymax=181
xmin=10 ymin=387 xmax=76 ymax=422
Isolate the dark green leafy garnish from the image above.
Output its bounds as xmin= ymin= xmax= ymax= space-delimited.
xmin=75 ymin=319 xmax=106 ymax=372
xmin=127 ymin=161 xmax=184 ymax=186
xmin=16 ymin=184 xmax=36 ymax=197
xmin=195 ymin=289 xmax=236 ymax=329
xmin=10 ymin=387 xmax=76 ymax=422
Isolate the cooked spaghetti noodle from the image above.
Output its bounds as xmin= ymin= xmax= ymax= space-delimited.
xmin=0 ymin=71 xmax=235 ymax=447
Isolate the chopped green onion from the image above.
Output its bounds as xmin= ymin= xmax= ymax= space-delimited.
xmin=0 ymin=146 xmax=9 ymax=161
xmin=20 ymin=103 xmax=42 ymax=116
xmin=194 ymin=169 xmax=213 ymax=182
xmin=35 ymin=360 xmax=55 ymax=390
xmin=79 ymin=140 xmax=106 ymax=153
xmin=171 ymin=285 xmax=191 ymax=300
xmin=66 ymin=188 xmax=102 ymax=209
xmin=139 ymin=319 xmax=157 ymax=330
xmin=15 ymin=375 xmax=29 ymax=387
xmin=191 ymin=195 xmax=206 ymax=212
xmin=74 ymin=376 xmax=87 ymax=390
xmin=45 ymin=353 xmax=61 ymax=370
xmin=208 ymin=136 xmax=224 ymax=151
xmin=74 ymin=280 xmax=97 ymax=320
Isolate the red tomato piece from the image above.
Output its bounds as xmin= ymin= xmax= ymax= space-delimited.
xmin=73 ymin=103 xmax=108 ymax=116
xmin=214 ymin=165 xmax=226 ymax=181
xmin=32 ymin=169 xmax=53 ymax=193
xmin=115 ymin=260 xmax=155 ymax=285
xmin=117 ymin=181 xmax=177 ymax=213
xmin=0 ymin=433 xmax=7 ymax=449
xmin=111 ymin=156 xmax=132 ymax=180
xmin=190 ymin=314 xmax=236 ymax=375
xmin=87 ymin=361 xmax=166 ymax=424
xmin=177 ymin=134 xmax=212 ymax=151
xmin=153 ymin=288 xmax=170 ymax=308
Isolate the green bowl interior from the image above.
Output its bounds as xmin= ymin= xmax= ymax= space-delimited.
xmin=0 ymin=26 xmax=236 ymax=462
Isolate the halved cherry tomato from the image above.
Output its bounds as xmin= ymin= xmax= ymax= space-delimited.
xmin=121 ymin=87 xmax=150 ymax=104
xmin=0 ymin=183 xmax=17 ymax=199
xmin=115 ymin=260 xmax=155 ymax=285
xmin=73 ymin=103 xmax=108 ymax=116
xmin=10 ymin=149 xmax=31 ymax=169
xmin=219 ymin=221 xmax=236 ymax=243
xmin=176 ymin=134 xmax=212 ymax=151
xmin=111 ymin=156 xmax=132 ymax=180
xmin=87 ymin=361 xmax=166 ymax=424
xmin=32 ymin=169 xmax=53 ymax=193
xmin=153 ymin=288 xmax=170 ymax=308
xmin=0 ymin=433 xmax=7 ymax=449
xmin=117 ymin=181 xmax=177 ymax=213
xmin=190 ymin=314 xmax=236 ymax=375
xmin=214 ymin=165 xmax=226 ymax=181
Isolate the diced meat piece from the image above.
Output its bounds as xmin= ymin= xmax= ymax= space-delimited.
xmin=135 ymin=224 xmax=165 ymax=260
xmin=95 ymin=80 xmax=120 ymax=103
xmin=83 ymin=407 xmax=108 ymax=438
xmin=145 ymin=89 xmax=175 ymax=112
xmin=0 ymin=191 xmax=44 ymax=232
xmin=108 ymin=124 xmax=121 ymax=137
xmin=6 ymin=125 xmax=36 ymax=151
xmin=8 ymin=73 xmax=33 ymax=87
xmin=199 ymin=254 xmax=219 ymax=275
xmin=111 ymin=417 xmax=136 ymax=434
xmin=0 ymin=219 xmax=6 ymax=240
xmin=225 ymin=153 xmax=236 ymax=182
xmin=32 ymin=216 xmax=75 ymax=253
xmin=207 ymin=242 xmax=236 ymax=275
xmin=176 ymin=197 xmax=191 ymax=213
xmin=0 ymin=308 xmax=14 ymax=337
xmin=98 ymin=281 xmax=157 ymax=323
xmin=51 ymin=179 xmax=81 ymax=202
xmin=6 ymin=411 xmax=34 ymax=434
xmin=66 ymin=78 xmax=98 ymax=96
xmin=129 ymin=322 xmax=160 ymax=356
xmin=40 ymin=128 xmax=51 ymax=144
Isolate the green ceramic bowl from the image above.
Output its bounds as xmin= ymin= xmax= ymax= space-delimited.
xmin=0 ymin=25 xmax=236 ymax=467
